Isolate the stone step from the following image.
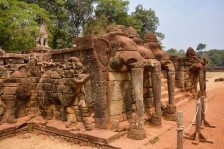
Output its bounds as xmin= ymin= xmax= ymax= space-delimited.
xmin=161 ymin=88 xmax=183 ymax=98
xmin=161 ymin=78 xmax=167 ymax=85
xmin=161 ymin=85 xmax=167 ymax=91
xmin=161 ymin=92 xmax=186 ymax=105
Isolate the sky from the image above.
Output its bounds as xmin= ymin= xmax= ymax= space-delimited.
xmin=128 ymin=0 xmax=224 ymax=51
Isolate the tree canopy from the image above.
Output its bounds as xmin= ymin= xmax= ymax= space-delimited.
xmin=0 ymin=0 xmax=52 ymax=51
xmin=1 ymin=0 xmax=164 ymax=51
xmin=130 ymin=5 xmax=164 ymax=40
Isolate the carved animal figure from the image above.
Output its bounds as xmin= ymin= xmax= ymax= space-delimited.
xmin=0 ymin=49 xmax=5 ymax=57
xmin=36 ymin=22 xmax=49 ymax=47
xmin=184 ymin=47 xmax=205 ymax=96
xmin=36 ymin=57 xmax=93 ymax=131
xmin=143 ymin=32 xmax=176 ymax=118
xmin=126 ymin=26 xmax=162 ymax=124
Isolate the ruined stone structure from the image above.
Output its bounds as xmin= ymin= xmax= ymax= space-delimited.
xmin=170 ymin=47 xmax=207 ymax=97
xmin=0 ymin=25 xmax=207 ymax=144
xmin=143 ymin=32 xmax=176 ymax=120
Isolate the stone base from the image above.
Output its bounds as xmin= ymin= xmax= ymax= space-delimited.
xmin=163 ymin=104 xmax=177 ymax=121
xmin=198 ymin=91 xmax=206 ymax=98
xmin=127 ymin=128 xmax=146 ymax=140
xmin=148 ymin=114 xmax=161 ymax=126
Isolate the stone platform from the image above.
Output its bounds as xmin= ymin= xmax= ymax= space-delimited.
xmin=0 ymin=115 xmax=176 ymax=149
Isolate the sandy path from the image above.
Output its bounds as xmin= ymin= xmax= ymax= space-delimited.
xmin=0 ymin=133 xmax=97 ymax=149
xmin=146 ymin=72 xmax=224 ymax=149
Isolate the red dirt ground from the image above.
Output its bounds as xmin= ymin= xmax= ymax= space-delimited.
xmin=146 ymin=86 xmax=224 ymax=149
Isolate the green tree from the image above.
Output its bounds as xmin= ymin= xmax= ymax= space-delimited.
xmin=131 ymin=4 xmax=164 ymax=40
xmin=204 ymin=49 xmax=224 ymax=67
xmin=0 ymin=0 xmax=52 ymax=51
xmin=95 ymin=0 xmax=129 ymax=25
xmin=83 ymin=14 xmax=113 ymax=35
xmin=65 ymin=0 xmax=96 ymax=37
xmin=166 ymin=48 xmax=185 ymax=57
xmin=196 ymin=43 xmax=206 ymax=56
xmin=20 ymin=0 xmax=96 ymax=48
xmin=20 ymin=0 xmax=73 ymax=48
xmin=196 ymin=43 xmax=206 ymax=51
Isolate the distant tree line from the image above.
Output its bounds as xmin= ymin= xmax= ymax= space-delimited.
xmin=0 ymin=0 xmax=164 ymax=51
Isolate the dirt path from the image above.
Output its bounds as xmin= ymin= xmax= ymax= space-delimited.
xmin=146 ymin=86 xmax=224 ymax=149
xmin=0 ymin=133 xmax=97 ymax=149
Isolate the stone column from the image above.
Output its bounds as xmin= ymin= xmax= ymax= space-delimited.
xmin=131 ymin=68 xmax=144 ymax=117
xmin=167 ymin=71 xmax=175 ymax=105
xmin=199 ymin=69 xmax=205 ymax=97
xmin=128 ymin=67 xmax=146 ymax=140
xmin=150 ymin=68 xmax=162 ymax=125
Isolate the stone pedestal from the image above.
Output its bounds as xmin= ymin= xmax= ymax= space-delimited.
xmin=163 ymin=104 xmax=177 ymax=121
xmin=128 ymin=115 xmax=146 ymax=140
xmin=148 ymin=114 xmax=161 ymax=126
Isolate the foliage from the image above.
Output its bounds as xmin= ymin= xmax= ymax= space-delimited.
xmin=83 ymin=14 xmax=114 ymax=35
xmin=3 ymin=0 xmax=164 ymax=50
xmin=196 ymin=43 xmax=206 ymax=57
xmin=0 ymin=0 xmax=52 ymax=51
xmin=93 ymin=2 xmax=164 ymax=41
xmin=65 ymin=0 xmax=95 ymax=37
xmin=166 ymin=48 xmax=185 ymax=57
xmin=131 ymin=4 xmax=164 ymax=40
xmin=20 ymin=0 xmax=96 ymax=49
xmin=95 ymin=0 xmax=129 ymax=25
xmin=203 ymin=49 xmax=224 ymax=67
xmin=196 ymin=43 xmax=206 ymax=51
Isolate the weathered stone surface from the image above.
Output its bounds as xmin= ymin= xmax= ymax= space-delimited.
xmin=20 ymin=78 xmax=29 ymax=85
xmin=1 ymin=95 xmax=15 ymax=101
xmin=11 ymin=72 xmax=27 ymax=78
xmin=67 ymin=113 xmax=77 ymax=123
xmin=0 ymin=107 xmax=5 ymax=116
xmin=109 ymin=100 xmax=123 ymax=116
xmin=66 ymin=107 xmax=75 ymax=114
xmin=3 ymin=87 xmax=17 ymax=95
xmin=4 ymin=101 xmax=16 ymax=108
xmin=109 ymin=72 xmax=130 ymax=81
xmin=109 ymin=114 xmax=124 ymax=123
xmin=108 ymin=81 xmax=123 ymax=101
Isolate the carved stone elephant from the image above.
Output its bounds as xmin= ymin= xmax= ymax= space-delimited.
xmin=184 ymin=47 xmax=205 ymax=97
xmin=143 ymin=32 xmax=176 ymax=119
xmin=94 ymin=25 xmax=162 ymax=139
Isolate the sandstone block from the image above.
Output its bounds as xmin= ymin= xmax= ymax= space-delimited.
xmin=83 ymin=117 xmax=94 ymax=124
xmin=1 ymin=113 xmax=16 ymax=123
xmin=1 ymin=95 xmax=15 ymax=101
xmin=76 ymin=115 xmax=82 ymax=122
xmin=5 ymin=108 xmax=16 ymax=115
xmin=20 ymin=78 xmax=29 ymax=85
xmin=11 ymin=72 xmax=27 ymax=78
xmin=109 ymin=114 xmax=124 ymax=123
xmin=18 ymin=109 xmax=26 ymax=117
xmin=50 ymin=71 xmax=61 ymax=79
xmin=4 ymin=101 xmax=16 ymax=108
xmin=108 ymin=81 xmax=123 ymax=101
xmin=109 ymin=100 xmax=123 ymax=116
xmin=3 ymin=87 xmax=17 ymax=95
xmin=66 ymin=107 xmax=75 ymax=114
xmin=109 ymin=72 xmax=130 ymax=81
xmin=0 ymin=107 xmax=5 ymax=116
xmin=67 ymin=114 xmax=77 ymax=123
xmin=4 ymin=83 xmax=20 ymax=87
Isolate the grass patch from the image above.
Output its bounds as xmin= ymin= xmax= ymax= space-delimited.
xmin=28 ymin=124 xmax=33 ymax=132
xmin=149 ymin=136 xmax=160 ymax=144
